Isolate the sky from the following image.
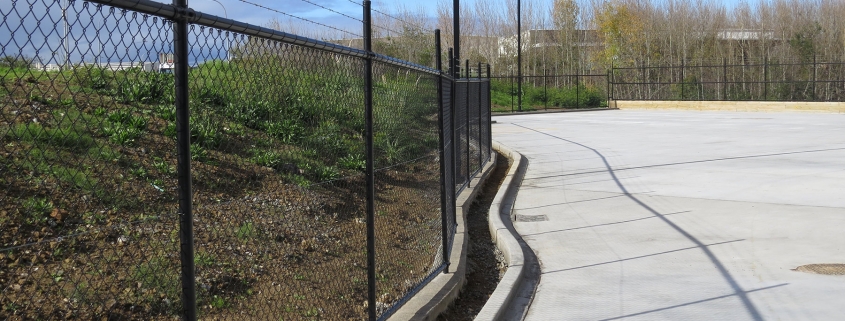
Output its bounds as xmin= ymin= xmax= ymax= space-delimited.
xmin=0 ymin=0 xmax=749 ymax=65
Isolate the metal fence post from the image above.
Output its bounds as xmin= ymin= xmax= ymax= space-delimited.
xmin=764 ymin=57 xmax=768 ymax=100
xmin=435 ymin=29 xmax=450 ymax=274
xmin=449 ymin=49 xmax=458 ymax=224
xmin=723 ymin=58 xmax=727 ymax=100
xmin=465 ymin=60 xmax=471 ymax=184
xmin=813 ymin=55 xmax=817 ymax=101
xmin=477 ymin=63 xmax=482 ymax=168
xmin=363 ymin=2 xmax=376 ymax=320
xmin=487 ymin=64 xmax=492 ymax=160
xmin=172 ymin=0 xmax=196 ymax=319
xmin=576 ymin=67 xmax=580 ymax=108
xmin=681 ymin=60 xmax=685 ymax=100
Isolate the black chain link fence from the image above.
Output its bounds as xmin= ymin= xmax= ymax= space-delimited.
xmin=1 ymin=0 xmax=491 ymax=320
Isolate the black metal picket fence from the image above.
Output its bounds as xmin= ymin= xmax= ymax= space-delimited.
xmin=610 ymin=58 xmax=845 ymax=101
xmin=0 ymin=0 xmax=491 ymax=320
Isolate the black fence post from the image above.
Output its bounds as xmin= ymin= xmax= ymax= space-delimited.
xmin=813 ymin=55 xmax=817 ymax=101
xmin=487 ymin=63 xmax=492 ymax=161
xmin=173 ymin=0 xmax=196 ymax=319
xmin=764 ymin=57 xmax=768 ymax=100
xmin=435 ymin=29 xmax=450 ymax=274
xmin=543 ymin=67 xmax=547 ymax=110
xmin=362 ymin=2 xmax=376 ymax=320
xmin=465 ymin=60 xmax=471 ymax=185
xmin=681 ymin=60 xmax=685 ymax=100
xmin=510 ymin=69 xmax=514 ymax=112
xmin=450 ymin=50 xmax=458 ymax=224
xmin=477 ymin=64 xmax=482 ymax=168
xmin=576 ymin=67 xmax=581 ymax=108
xmin=723 ymin=58 xmax=727 ymax=100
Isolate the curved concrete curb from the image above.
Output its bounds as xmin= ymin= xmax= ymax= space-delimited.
xmin=387 ymin=154 xmax=497 ymax=321
xmin=474 ymin=141 xmax=538 ymax=321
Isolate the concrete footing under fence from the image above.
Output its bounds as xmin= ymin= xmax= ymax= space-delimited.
xmin=610 ymin=100 xmax=845 ymax=113
xmin=388 ymin=154 xmax=497 ymax=321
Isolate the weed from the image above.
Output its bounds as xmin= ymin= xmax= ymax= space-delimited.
xmin=194 ymin=251 xmax=216 ymax=267
xmin=154 ymin=104 xmax=176 ymax=121
xmin=152 ymin=157 xmax=175 ymax=176
xmin=190 ymin=115 xmax=222 ymax=149
xmin=338 ymin=154 xmax=365 ymax=171
xmin=293 ymin=294 xmax=306 ymax=300
xmin=250 ymin=149 xmax=283 ymax=169
xmin=294 ymin=274 xmax=306 ymax=280
xmin=133 ymin=257 xmax=180 ymax=308
xmin=191 ymin=144 xmax=209 ymax=162
xmin=21 ymin=197 xmax=52 ymax=224
xmin=129 ymin=167 xmax=148 ymax=178
xmin=11 ymin=123 xmax=95 ymax=151
xmin=265 ymin=119 xmax=304 ymax=144
xmin=236 ymin=222 xmax=255 ymax=240
xmin=302 ymin=308 xmax=319 ymax=317
xmin=103 ymin=110 xmax=147 ymax=146
xmin=93 ymin=107 xmax=108 ymax=117
xmin=209 ymin=296 xmax=228 ymax=309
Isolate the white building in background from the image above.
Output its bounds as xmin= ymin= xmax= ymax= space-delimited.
xmin=30 ymin=53 xmax=175 ymax=73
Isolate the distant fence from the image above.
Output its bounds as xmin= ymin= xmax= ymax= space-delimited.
xmin=611 ymin=59 xmax=845 ymax=101
xmin=0 ymin=1 xmax=490 ymax=320
xmin=489 ymin=59 xmax=845 ymax=112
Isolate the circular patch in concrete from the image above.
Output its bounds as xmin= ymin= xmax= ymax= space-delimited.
xmin=791 ymin=264 xmax=845 ymax=275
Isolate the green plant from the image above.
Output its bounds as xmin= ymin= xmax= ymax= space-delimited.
xmin=236 ymin=222 xmax=255 ymax=240
xmin=152 ymin=157 xmax=175 ymax=176
xmin=129 ymin=167 xmax=148 ymax=178
xmin=191 ymin=144 xmax=209 ymax=162
xmin=209 ymin=296 xmax=228 ymax=309
xmin=133 ymin=257 xmax=180 ymax=309
xmin=194 ymin=251 xmax=216 ymax=267
xmin=22 ymin=197 xmax=52 ymax=224
xmin=190 ymin=115 xmax=222 ymax=149
xmin=154 ymin=104 xmax=176 ymax=121
xmin=293 ymin=294 xmax=306 ymax=300
xmin=251 ymin=149 xmax=283 ymax=169
xmin=338 ymin=154 xmax=365 ymax=171
xmin=266 ymin=119 xmax=304 ymax=144
xmin=11 ymin=123 xmax=95 ymax=151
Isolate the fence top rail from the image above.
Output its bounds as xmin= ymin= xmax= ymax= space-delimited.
xmin=489 ymin=74 xmax=608 ymax=78
xmin=85 ymin=0 xmax=439 ymax=75
xmin=612 ymin=61 xmax=845 ymax=70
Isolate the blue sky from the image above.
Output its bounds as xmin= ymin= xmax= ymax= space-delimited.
xmin=0 ymin=0 xmax=750 ymax=64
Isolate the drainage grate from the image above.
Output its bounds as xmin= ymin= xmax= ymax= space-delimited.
xmin=515 ymin=214 xmax=549 ymax=222
xmin=792 ymin=264 xmax=845 ymax=275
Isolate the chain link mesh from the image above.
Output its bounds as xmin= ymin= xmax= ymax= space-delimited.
xmin=1 ymin=1 xmax=492 ymax=320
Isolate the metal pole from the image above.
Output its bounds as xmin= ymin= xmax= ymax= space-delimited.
xmin=764 ymin=57 xmax=768 ymax=100
xmin=723 ymin=58 xmax=727 ymax=100
xmin=510 ymin=69 xmax=514 ymax=112
xmin=465 ymin=60 xmax=471 ymax=182
xmin=517 ymin=0 xmax=522 ymax=112
xmin=449 ymin=49 xmax=458 ymax=224
xmin=813 ymin=55 xmax=817 ymax=101
xmin=453 ymin=0 xmax=460 ymax=78
xmin=477 ymin=63 xmax=482 ymax=168
xmin=543 ymin=67 xmax=547 ymax=110
xmin=487 ymin=64 xmax=492 ymax=160
xmin=435 ymin=29 xmax=450 ymax=274
xmin=681 ymin=60 xmax=685 ymax=100
xmin=173 ymin=0 xmax=196 ymax=319
xmin=576 ymin=69 xmax=580 ymax=108
xmin=606 ymin=69 xmax=611 ymax=106
xmin=363 ymin=2 xmax=376 ymax=320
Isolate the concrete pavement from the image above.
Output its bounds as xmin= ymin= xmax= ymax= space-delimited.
xmin=492 ymin=110 xmax=845 ymax=320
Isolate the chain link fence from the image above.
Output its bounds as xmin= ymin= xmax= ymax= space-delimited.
xmin=0 ymin=0 xmax=491 ymax=320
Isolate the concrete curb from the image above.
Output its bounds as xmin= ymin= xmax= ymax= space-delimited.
xmin=492 ymin=107 xmax=618 ymax=116
xmin=387 ymin=154 xmax=497 ymax=321
xmin=473 ymin=141 xmax=534 ymax=321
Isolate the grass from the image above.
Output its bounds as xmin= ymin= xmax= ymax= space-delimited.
xmin=490 ymin=79 xmax=607 ymax=111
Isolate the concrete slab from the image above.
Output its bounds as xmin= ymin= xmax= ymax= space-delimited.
xmin=492 ymin=110 xmax=845 ymax=320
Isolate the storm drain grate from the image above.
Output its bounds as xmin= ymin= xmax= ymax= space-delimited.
xmin=791 ymin=264 xmax=845 ymax=275
xmin=515 ymin=214 xmax=549 ymax=222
